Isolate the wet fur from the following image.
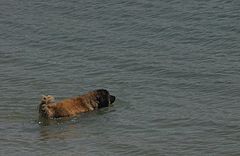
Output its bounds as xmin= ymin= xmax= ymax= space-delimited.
xmin=39 ymin=89 xmax=115 ymax=119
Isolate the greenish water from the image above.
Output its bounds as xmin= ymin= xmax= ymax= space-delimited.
xmin=0 ymin=0 xmax=240 ymax=155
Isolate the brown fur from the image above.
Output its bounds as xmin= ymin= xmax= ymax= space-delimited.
xmin=39 ymin=89 xmax=115 ymax=119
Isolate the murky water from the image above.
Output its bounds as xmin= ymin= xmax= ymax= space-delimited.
xmin=1 ymin=0 xmax=240 ymax=155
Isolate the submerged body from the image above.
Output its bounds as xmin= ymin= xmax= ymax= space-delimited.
xmin=39 ymin=89 xmax=115 ymax=119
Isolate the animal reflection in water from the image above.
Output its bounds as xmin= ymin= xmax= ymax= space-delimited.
xmin=39 ymin=89 xmax=115 ymax=119
xmin=39 ymin=122 xmax=78 ymax=140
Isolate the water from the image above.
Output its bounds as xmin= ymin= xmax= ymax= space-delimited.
xmin=0 ymin=0 xmax=240 ymax=155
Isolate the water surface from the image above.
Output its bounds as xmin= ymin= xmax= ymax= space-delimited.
xmin=1 ymin=0 xmax=240 ymax=155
